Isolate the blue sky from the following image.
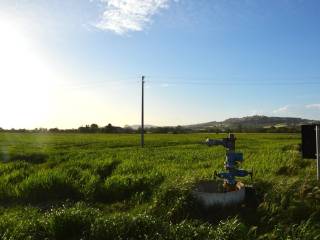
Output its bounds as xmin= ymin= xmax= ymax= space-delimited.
xmin=0 ymin=0 xmax=319 ymax=129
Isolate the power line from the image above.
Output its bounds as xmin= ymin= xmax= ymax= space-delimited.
xmin=148 ymin=81 xmax=320 ymax=86
xmin=44 ymin=75 xmax=320 ymax=91
xmin=146 ymin=79 xmax=320 ymax=86
xmin=148 ymin=75 xmax=320 ymax=86
xmin=49 ymin=78 xmax=139 ymax=90
xmin=150 ymin=75 xmax=320 ymax=81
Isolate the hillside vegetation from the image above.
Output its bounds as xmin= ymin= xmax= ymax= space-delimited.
xmin=0 ymin=133 xmax=319 ymax=239
xmin=186 ymin=115 xmax=317 ymax=130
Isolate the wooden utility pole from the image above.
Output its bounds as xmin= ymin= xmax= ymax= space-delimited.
xmin=316 ymin=125 xmax=320 ymax=180
xmin=141 ymin=76 xmax=145 ymax=147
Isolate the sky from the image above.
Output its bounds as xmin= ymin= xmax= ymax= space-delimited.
xmin=0 ymin=0 xmax=319 ymax=129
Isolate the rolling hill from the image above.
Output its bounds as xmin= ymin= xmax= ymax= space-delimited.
xmin=185 ymin=115 xmax=318 ymax=130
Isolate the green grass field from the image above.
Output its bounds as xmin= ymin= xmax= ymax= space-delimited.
xmin=0 ymin=133 xmax=319 ymax=239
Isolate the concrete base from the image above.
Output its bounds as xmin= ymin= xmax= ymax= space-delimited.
xmin=192 ymin=181 xmax=245 ymax=207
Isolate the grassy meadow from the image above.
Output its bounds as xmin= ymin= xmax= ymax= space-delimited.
xmin=0 ymin=133 xmax=319 ymax=239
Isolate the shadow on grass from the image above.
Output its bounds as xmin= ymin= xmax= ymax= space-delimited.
xmin=95 ymin=160 xmax=120 ymax=179
xmin=8 ymin=153 xmax=48 ymax=164
xmin=101 ymin=173 xmax=164 ymax=203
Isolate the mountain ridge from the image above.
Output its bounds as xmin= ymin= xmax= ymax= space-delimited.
xmin=185 ymin=115 xmax=318 ymax=129
xmin=126 ymin=115 xmax=319 ymax=129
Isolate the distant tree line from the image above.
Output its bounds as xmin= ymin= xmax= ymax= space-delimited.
xmin=0 ymin=123 xmax=301 ymax=134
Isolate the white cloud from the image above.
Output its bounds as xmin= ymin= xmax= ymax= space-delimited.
xmin=160 ymin=83 xmax=176 ymax=87
xmin=306 ymin=104 xmax=320 ymax=110
xmin=95 ymin=0 xmax=174 ymax=34
xmin=161 ymin=83 xmax=170 ymax=87
xmin=273 ymin=105 xmax=290 ymax=114
xmin=249 ymin=110 xmax=264 ymax=116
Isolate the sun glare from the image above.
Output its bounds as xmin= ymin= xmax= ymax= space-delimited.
xmin=0 ymin=18 xmax=55 ymax=129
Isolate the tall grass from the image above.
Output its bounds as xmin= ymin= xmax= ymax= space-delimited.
xmin=0 ymin=133 xmax=319 ymax=239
